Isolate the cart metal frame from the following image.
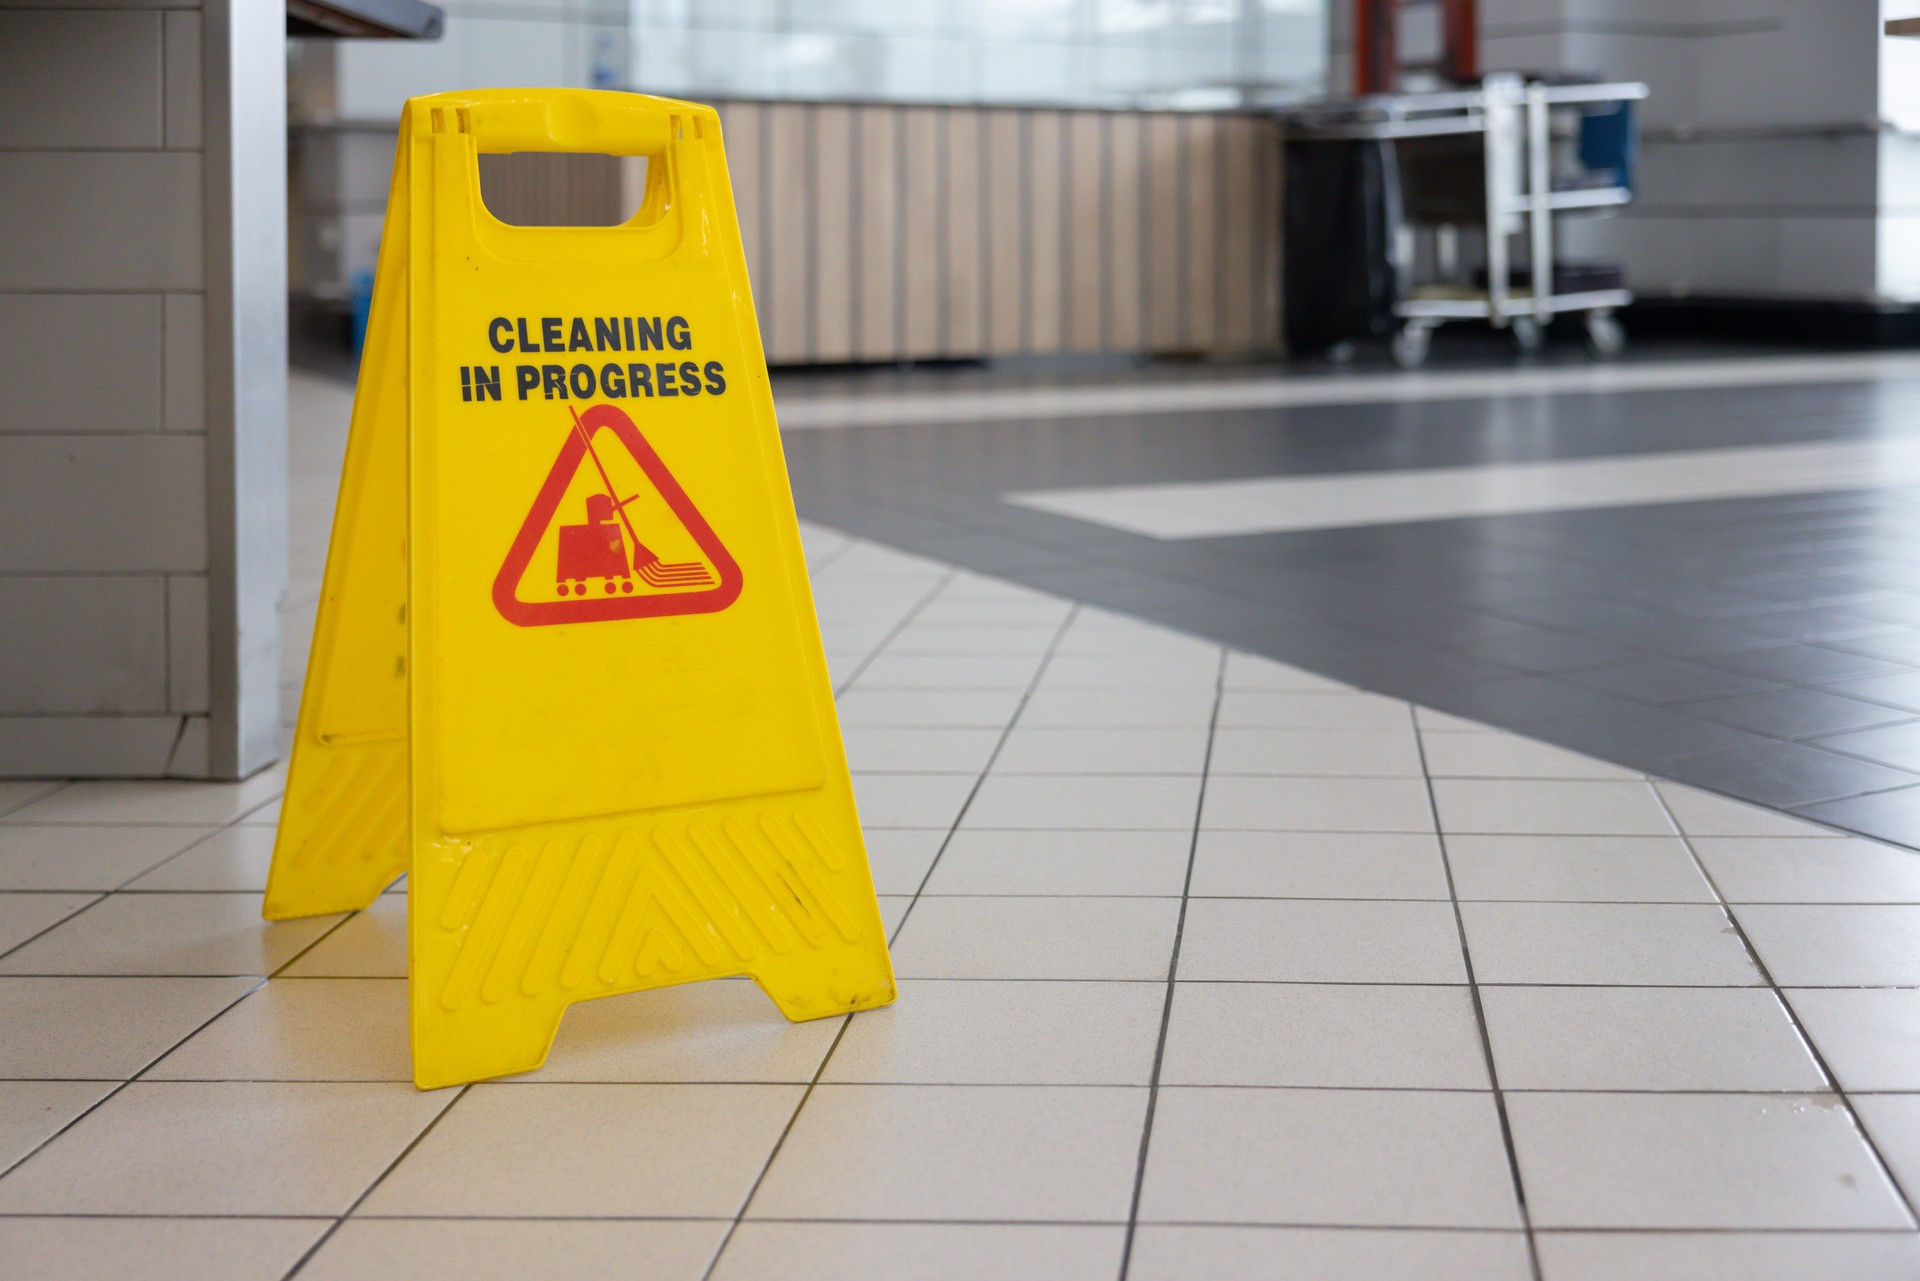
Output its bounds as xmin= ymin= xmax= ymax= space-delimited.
xmin=1281 ymin=75 xmax=1649 ymax=367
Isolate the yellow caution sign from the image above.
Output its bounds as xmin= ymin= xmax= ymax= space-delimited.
xmin=264 ymin=89 xmax=896 ymax=1089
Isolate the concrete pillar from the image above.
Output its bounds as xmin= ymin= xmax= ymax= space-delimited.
xmin=0 ymin=0 xmax=287 ymax=780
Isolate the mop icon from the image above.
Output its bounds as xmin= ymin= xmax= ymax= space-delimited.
xmin=552 ymin=406 xmax=716 ymax=597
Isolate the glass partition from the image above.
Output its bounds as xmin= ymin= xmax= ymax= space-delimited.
xmin=628 ymin=0 xmax=1328 ymax=108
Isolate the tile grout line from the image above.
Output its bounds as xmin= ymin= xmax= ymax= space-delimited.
xmin=801 ymin=529 xmax=862 ymax=579
xmin=0 ymin=765 xmax=252 ymax=967
xmin=0 ymin=894 xmax=105 ymax=967
xmin=259 ymin=904 xmax=364 ymax=982
xmin=1649 ymin=784 xmax=1920 ymax=1228
xmin=1412 ymin=710 xmax=1546 ymax=1281
xmin=16 ymin=1077 xmax=1920 ymax=1095
xmin=693 ymin=1014 xmax=857 ymax=1280
xmin=0 ymin=974 xmax=267 ymax=1183
xmin=830 ymin=568 xmax=959 ymax=700
xmin=0 ymin=781 xmax=67 ymax=820
xmin=278 ymin=1083 xmax=474 ymax=1281
xmin=5 ymin=1209 xmax=1920 ymax=1233
xmin=92 ymin=792 xmax=292 ymax=893
xmin=873 ymin=602 xmax=1084 ymax=948
xmin=0 ymin=797 xmax=374 ymax=1181
xmin=215 ymin=975 xmax=1920 ymax=988
xmin=0 ymin=787 xmax=389 ymax=1190
xmin=14 ymin=791 xmax=290 ymax=907
xmin=696 ymin=581 xmax=1082 ymax=1278
xmin=1114 ymin=645 xmax=1228 ymax=1281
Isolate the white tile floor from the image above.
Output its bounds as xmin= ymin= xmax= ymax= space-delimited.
xmin=5 ymin=382 xmax=1920 ymax=1277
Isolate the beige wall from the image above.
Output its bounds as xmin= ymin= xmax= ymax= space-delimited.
xmin=707 ymin=101 xmax=1284 ymax=365
xmin=309 ymin=100 xmax=1286 ymax=365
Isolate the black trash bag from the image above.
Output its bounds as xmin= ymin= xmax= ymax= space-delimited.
xmin=1283 ymin=138 xmax=1400 ymax=355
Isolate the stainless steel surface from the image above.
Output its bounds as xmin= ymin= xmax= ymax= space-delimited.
xmin=1480 ymin=76 xmax=1520 ymax=323
xmin=205 ymin=0 xmax=289 ymax=779
xmin=1275 ymin=81 xmax=1647 ymax=141
xmin=1525 ymin=81 xmax=1553 ymax=323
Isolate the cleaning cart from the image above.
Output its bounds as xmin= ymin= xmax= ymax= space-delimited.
xmin=1280 ymin=74 xmax=1648 ymax=367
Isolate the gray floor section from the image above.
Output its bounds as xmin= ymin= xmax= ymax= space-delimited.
xmin=782 ymin=363 xmax=1920 ymax=847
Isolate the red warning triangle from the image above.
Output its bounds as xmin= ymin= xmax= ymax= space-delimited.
xmin=492 ymin=403 xmax=742 ymax=627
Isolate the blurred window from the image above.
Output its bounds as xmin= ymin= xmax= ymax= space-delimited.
xmin=627 ymin=0 xmax=1327 ymax=107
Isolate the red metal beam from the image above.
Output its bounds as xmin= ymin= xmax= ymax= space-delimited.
xmin=1353 ymin=0 xmax=1398 ymax=94
xmin=1440 ymin=0 xmax=1479 ymax=84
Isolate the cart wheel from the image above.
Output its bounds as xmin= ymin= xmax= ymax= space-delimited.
xmin=604 ymin=579 xmax=617 ymax=594
xmin=621 ymin=580 xmax=634 ymax=594
xmin=1585 ymin=311 xmax=1625 ymax=359
xmin=1390 ymin=326 xmax=1430 ymax=370
xmin=573 ymin=580 xmax=586 ymax=595
xmin=556 ymin=583 xmax=570 ymax=596
xmin=1509 ymin=315 xmax=1545 ymax=356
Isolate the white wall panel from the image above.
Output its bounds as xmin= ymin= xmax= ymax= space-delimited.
xmin=1635 ymin=136 xmax=1879 ymax=211
xmin=1691 ymin=2 xmax=1879 ymax=133
xmin=1774 ymin=215 xmax=1881 ymax=298
xmin=0 ymin=10 xmax=163 ymax=148
xmin=1483 ymin=0 xmax=1894 ymax=301
xmin=0 ymin=717 xmax=185 ymax=779
xmin=0 ymin=295 xmax=163 ymax=433
xmin=163 ymin=293 xmax=205 ymax=433
xmin=1878 ymin=215 xmax=1920 ymax=302
xmin=0 ymin=436 xmax=206 ymax=573
xmin=0 ymin=578 xmax=167 ymax=715
xmin=0 ymin=153 xmax=203 ymax=291
xmin=167 ymin=573 xmax=210 ymax=714
xmin=163 ymin=10 xmax=202 ymax=149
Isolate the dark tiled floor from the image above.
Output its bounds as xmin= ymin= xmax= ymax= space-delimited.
xmin=784 ymin=369 xmax=1920 ymax=846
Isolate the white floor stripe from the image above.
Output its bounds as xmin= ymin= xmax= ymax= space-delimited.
xmin=1008 ymin=438 xmax=1920 ymax=539
xmin=775 ymin=352 xmax=1920 ymax=429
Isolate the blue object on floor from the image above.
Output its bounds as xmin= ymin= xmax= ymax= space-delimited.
xmin=349 ymin=268 xmax=375 ymax=355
